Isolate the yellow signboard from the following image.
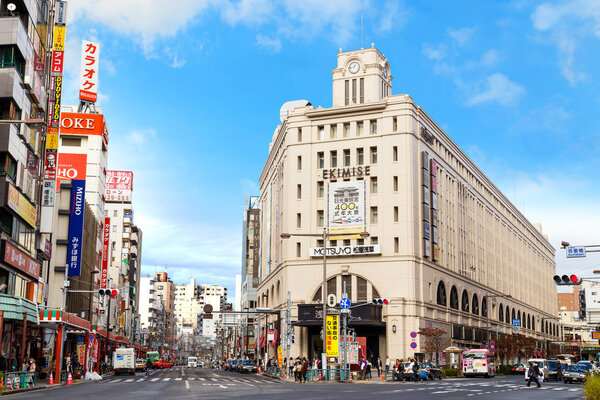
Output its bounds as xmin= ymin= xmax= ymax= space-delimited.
xmin=592 ymin=331 xmax=600 ymax=340
xmin=53 ymin=26 xmax=66 ymax=51
xmin=46 ymin=132 xmax=58 ymax=150
xmin=326 ymin=315 xmax=339 ymax=357
xmin=277 ymin=346 xmax=283 ymax=367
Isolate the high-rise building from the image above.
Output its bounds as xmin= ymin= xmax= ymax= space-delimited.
xmin=154 ymin=272 xmax=176 ymax=351
xmin=254 ymin=47 xmax=558 ymax=363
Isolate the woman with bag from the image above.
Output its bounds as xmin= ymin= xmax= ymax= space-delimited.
xmin=526 ymin=361 xmax=541 ymax=388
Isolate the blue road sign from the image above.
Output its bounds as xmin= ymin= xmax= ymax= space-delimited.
xmin=512 ymin=319 xmax=521 ymax=327
xmin=340 ymin=297 xmax=351 ymax=309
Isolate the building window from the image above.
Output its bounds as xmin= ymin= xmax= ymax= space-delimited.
xmin=330 ymin=151 xmax=337 ymax=167
xmin=343 ymin=123 xmax=350 ymax=137
xmin=297 ymin=184 xmax=301 ymax=199
xmin=357 ymin=122 xmax=363 ymax=136
xmin=318 ymin=126 xmax=325 ymax=140
xmin=370 ymin=147 xmax=377 ymax=164
xmin=330 ymin=240 xmax=337 ymax=247
xmin=370 ymin=206 xmax=378 ymax=224
xmin=371 ymin=237 xmax=378 ymax=245
xmin=472 ymin=294 xmax=479 ymax=315
xmin=461 ymin=290 xmax=469 ymax=312
xmin=297 ymin=129 xmax=302 ymax=142
xmin=317 ymin=210 xmax=324 ymax=227
xmin=331 ymin=124 xmax=337 ymax=139
xmin=345 ymin=80 xmax=349 ymax=106
xmin=393 ymin=176 xmax=398 ymax=191
xmin=296 ymin=213 xmax=301 ymax=228
xmin=296 ymin=242 xmax=301 ymax=257
xmin=436 ymin=281 xmax=446 ymax=306
xmin=450 ymin=286 xmax=459 ymax=309
xmin=370 ymin=120 xmax=377 ymax=135
xmin=317 ymin=181 xmax=324 ymax=197
xmin=343 ymin=149 xmax=350 ymax=166
xmin=394 ymin=237 xmax=399 ymax=253
xmin=393 ymin=146 xmax=398 ymax=161
xmin=317 ymin=239 xmax=324 ymax=247
xmin=357 ymin=276 xmax=367 ymax=301
xmin=357 ymin=148 xmax=364 ymax=165
xmin=343 ymin=239 xmax=350 ymax=246
xmin=360 ymin=78 xmax=364 ymax=103
xmin=357 ymin=238 xmax=364 ymax=245
xmin=114 ymin=210 xmax=118 ymax=217
xmin=352 ymin=79 xmax=357 ymax=103
xmin=393 ymin=116 xmax=398 ymax=131
xmin=297 ymin=156 xmax=302 ymax=170
xmin=317 ymin=152 xmax=324 ymax=169
xmin=370 ymin=177 xmax=378 ymax=193
xmin=393 ymin=206 xmax=398 ymax=222
xmin=113 ymin=225 xmax=117 ymax=232
xmin=342 ymin=275 xmax=352 ymax=299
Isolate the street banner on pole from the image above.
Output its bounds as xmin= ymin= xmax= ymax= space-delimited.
xmin=326 ymin=315 xmax=339 ymax=357
xmin=277 ymin=346 xmax=283 ymax=367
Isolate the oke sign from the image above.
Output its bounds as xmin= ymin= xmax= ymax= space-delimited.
xmin=79 ymin=40 xmax=100 ymax=102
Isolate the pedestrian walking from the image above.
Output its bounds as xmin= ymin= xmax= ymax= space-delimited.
xmin=301 ymin=357 xmax=308 ymax=383
xmin=385 ymin=356 xmax=390 ymax=374
xmin=146 ymin=358 xmax=153 ymax=376
xmin=411 ymin=359 xmax=420 ymax=383
xmin=288 ymin=357 xmax=294 ymax=378
xmin=377 ymin=356 xmax=382 ymax=377
xmin=366 ymin=359 xmax=372 ymax=380
xmin=526 ymin=361 xmax=541 ymax=388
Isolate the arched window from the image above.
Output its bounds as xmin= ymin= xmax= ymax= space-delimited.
xmin=545 ymin=321 xmax=549 ymax=334
xmin=437 ymin=282 xmax=447 ymax=306
xmin=461 ymin=290 xmax=469 ymax=312
xmin=505 ymin=306 xmax=509 ymax=322
xmin=450 ymin=286 xmax=459 ymax=309
xmin=531 ymin=316 xmax=535 ymax=331
xmin=472 ymin=294 xmax=479 ymax=315
xmin=527 ymin=314 xmax=531 ymax=329
xmin=511 ymin=308 xmax=515 ymax=321
xmin=481 ymin=297 xmax=488 ymax=317
xmin=499 ymin=303 xmax=504 ymax=322
xmin=517 ymin=310 xmax=521 ymax=321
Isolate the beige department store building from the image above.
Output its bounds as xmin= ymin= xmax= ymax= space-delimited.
xmin=254 ymin=47 xmax=558 ymax=363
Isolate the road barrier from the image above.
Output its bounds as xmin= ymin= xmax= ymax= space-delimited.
xmin=306 ymin=368 xmax=351 ymax=382
xmin=2 ymin=372 xmax=37 ymax=391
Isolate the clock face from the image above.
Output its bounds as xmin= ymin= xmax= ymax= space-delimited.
xmin=383 ymin=68 xmax=388 ymax=78
xmin=348 ymin=62 xmax=360 ymax=74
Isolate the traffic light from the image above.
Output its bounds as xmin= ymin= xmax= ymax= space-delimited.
xmin=579 ymin=289 xmax=586 ymax=320
xmin=291 ymin=334 xmax=295 ymax=344
xmin=552 ymin=274 xmax=582 ymax=285
xmin=99 ymin=288 xmax=119 ymax=296
xmin=372 ymin=298 xmax=390 ymax=305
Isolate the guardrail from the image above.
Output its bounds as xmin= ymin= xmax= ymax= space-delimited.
xmin=307 ymin=368 xmax=351 ymax=382
xmin=2 ymin=371 xmax=37 ymax=390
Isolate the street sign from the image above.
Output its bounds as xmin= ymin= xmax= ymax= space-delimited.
xmin=512 ymin=319 xmax=520 ymax=327
xmin=327 ymin=294 xmax=337 ymax=307
xmin=567 ymin=246 xmax=586 ymax=258
xmin=340 ymin=297 xmax=351 ymax=309
xmin=592 ymin=331 xmax=600 ymax=340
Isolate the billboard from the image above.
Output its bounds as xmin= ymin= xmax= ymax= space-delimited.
xmin=3 ymin=240 xmax=40 ymax=280
xmin=61 ymin=112 xmax=109 ymax=145
xmin=101 ymin=218 xmax=110 ymax=289
xmin=57 ymin=153 xmax=87 ymax=182
xmin=105 ymin=171 xmax=133 ymax=202
xmin=325 ymin=315 xmax=339 ymax=357
xmin=67 ymin=180 xmax=86 ymax=276
xmin=327 ymin=180 xmax=365 ymax=240
xmin=79 ymin=41 xmax=100 ymax=102
xmin=7 ymin=183 xmax=37 ymax=227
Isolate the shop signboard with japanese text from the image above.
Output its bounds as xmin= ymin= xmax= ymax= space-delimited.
xmin=79 ymin=41 xmax=100 ymax=102
xmin=3 ymin=240 xmax=40 ymax=280
xmin=105 ymin=171 xmax=133 ymax=202
xmin=7 ymin=183 xmax=37 ymax=227
xmin=327 ymin=180 xmax=365 ymax=240
xmin=57 ymin=153 xmax=87 ymax=182
xmin=67 ymin=180 xmax=86 ymax=276
xmin=325 ymin=314 xmax=339 ymax=357
xmin=101 ymin=218 xmax=110 ymax=289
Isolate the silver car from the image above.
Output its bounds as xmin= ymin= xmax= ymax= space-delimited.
xmin=563 ymin=365 xmax=588 ymax=383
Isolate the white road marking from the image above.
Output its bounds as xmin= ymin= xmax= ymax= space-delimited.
xmin=124 ymin=379 xmax=134 ymax=382
xmin=175 ymin=377 xmax=182 ymax=381
xmin=151 ymin=378 xmax=160 ymax=381
xmin=163 ymin=378 xmax=171 ymax=381
xmin=185 ymin=380 xmax=190 ymax=390
xmin=188 ymin=377 xmax=195 ymax=380
xmin=198 ymin=377 xmax=205 ymax=381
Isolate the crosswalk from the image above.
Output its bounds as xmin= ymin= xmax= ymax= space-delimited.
xmin=388 ymin=381 xmax=582 ymax=396
xmin=105 ymin=376 xmax=279 ymax=385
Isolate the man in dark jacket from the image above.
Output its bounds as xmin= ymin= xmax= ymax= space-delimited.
xmin=526 ymin=361 xmax=541 ymax=388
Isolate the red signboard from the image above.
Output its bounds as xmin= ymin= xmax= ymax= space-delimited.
xmin=106 ymin=171 xmax=133 ymax=202
xmin=101 ymin=218 xmax=110 ymax=289
xmin=57 ymin=153 xmax=87 ymax=182
xmin=51 ymin=50 xmax=64 ymax=74
xmin=4 ymin=241 xmax=40 ymax=279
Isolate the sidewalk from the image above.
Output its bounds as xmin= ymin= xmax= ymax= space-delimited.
xmin=0 ymin=373 xmax=113 ymax=396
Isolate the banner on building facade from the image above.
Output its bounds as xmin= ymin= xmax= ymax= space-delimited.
xmin=79 ymin=41 xmax=100 ymax=102
xmin=57 ymin=153 xmax=87 ymax=182
xmin=105 ymin=171 xmax=133 ymax=202
xmin=327 ymin=180 xmax=365 ymax=240
xmin=101 ymin=218 xmax=110 ymax=289
xmin=325 ymin=314 xmax=339 ymax=357
xmin=67 ymin=180 xmax=86 ymax=276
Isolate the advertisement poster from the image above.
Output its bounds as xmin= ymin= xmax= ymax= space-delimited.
xmin=101 ymin=218 xmax=110 ymax=289
xmin=277 ymin=346 xmax=283 ymax=368
xmin=105 ymin=171 xmax=133 ymax=201
xmin=57 ymin=153 xmax=87 ymax=182
xmin=67 ymin=180 xmax=86 ymax=276
xmin=327 ymin=180 xmax=365 ymax=240
xmin=79 ymin=41 xmax=100 ymax=102
xmin=325 ymin=315 xmax=339 ymax=357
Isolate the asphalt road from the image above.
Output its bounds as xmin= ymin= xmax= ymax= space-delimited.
xmin=8 ymin=368 xmax=585 ymax=399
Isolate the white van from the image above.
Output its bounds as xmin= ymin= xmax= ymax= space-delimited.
xmin=114 ymin=347 xmax=136 ymax=375
xmin=187 ymin=356 xmax=198 ymax=368
xmin=524 ymin=358 xmax=549 ymax=382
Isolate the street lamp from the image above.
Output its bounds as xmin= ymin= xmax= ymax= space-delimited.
xmin=281 ymin=229 xmax=369 ymax=371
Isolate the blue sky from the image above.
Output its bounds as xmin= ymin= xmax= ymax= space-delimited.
xmin=64 ymin=0 xmax=600 ymax=298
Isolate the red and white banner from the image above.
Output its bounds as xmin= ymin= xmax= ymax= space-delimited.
xmin=105 ymin=171 xmax=133 ymax=202
xmin=101 ymin=218 xmax=110 ymax=289
xmin=79 ymin=40 xmax=100 ymax=102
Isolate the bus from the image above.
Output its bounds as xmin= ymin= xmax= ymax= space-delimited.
xmin=557 ymin=354 xmax=576 ymax=365
xmin=146 ymin=351 xmax=160 ymax=364
xmin=462 ymin=349 xmax=496 ymax=378
xmin=187 ymin=356 xmax=198 ymax=368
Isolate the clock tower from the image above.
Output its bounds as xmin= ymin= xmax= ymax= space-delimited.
xmin=332 ymin=46 xmax=392 ymax=107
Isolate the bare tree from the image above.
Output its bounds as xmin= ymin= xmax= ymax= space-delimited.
xmin=418 ymin=327 xmax=449 ymax=362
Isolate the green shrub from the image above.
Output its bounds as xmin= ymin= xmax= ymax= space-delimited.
xmin=496 ymin=365 xmax=512 ymax=375
xmin=442 ymin=368 xmax=458 ymax=378
xmin=584 ymin=374 xmax=600 ymax=400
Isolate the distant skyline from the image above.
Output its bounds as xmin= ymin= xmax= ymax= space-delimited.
xmin=64 ymin=1 xmax=600 ymax=295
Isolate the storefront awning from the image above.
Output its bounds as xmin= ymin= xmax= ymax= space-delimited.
xmin=39 ymin=309 xmax=91 ymax=331
xmin=0 ymin=294 xmax=39 ymax=324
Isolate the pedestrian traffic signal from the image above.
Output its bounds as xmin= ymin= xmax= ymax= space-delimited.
xmin=99 ymin=288 xmax=119 ymax=296
xmin=579 ymin=289 xmax=586 ymax=320
xmin=553 ymin=274 xmax=582 ymax=285
xmin=372 ymin=298 xmax=390 ymax=305
xmin=291 ymin=334 xmax=295 ymax=344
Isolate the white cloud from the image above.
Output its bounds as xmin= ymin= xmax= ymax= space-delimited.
xmin=376 ymin=0 xmax=410 ymax=34
xmin=467 ymin=73 xmax=526 ymax=106
xmin=422 ymin=43 xmax=447 ymax=61
xmin=531 ymin=0 xmax=600 ymax=84
xmin=221 ymin=0 xmax=274 ymax=25
xmin=256 ymin=34 xmax=282 ymax=53
xmin=479 ymin=49 xmax=500 ymax=67
xmin=448 ymin=27 xmax=477 ymax=46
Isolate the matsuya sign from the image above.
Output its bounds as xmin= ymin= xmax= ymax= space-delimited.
xmin=309 ymin=245 xmax=381 ymax=257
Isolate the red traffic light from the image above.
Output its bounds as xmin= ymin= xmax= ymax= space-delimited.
xmin=570 ymin=274 xmax=579 ymax=283
xmin=110 ymin=289 xmax=119 ymax=296
xmin=372 ymin=298 xmax=391 ymax=305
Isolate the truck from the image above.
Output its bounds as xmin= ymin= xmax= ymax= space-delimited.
xmin=114 ymin=347 xmax=136 ymax=375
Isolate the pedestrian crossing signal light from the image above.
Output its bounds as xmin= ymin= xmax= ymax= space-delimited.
xmin=553 ymin=274 xmax=582 ymax=285
xmin=372 ymin=298 xmax=390 ymax=305
xmin=291 ymin=334 xmax=295 ymax=344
